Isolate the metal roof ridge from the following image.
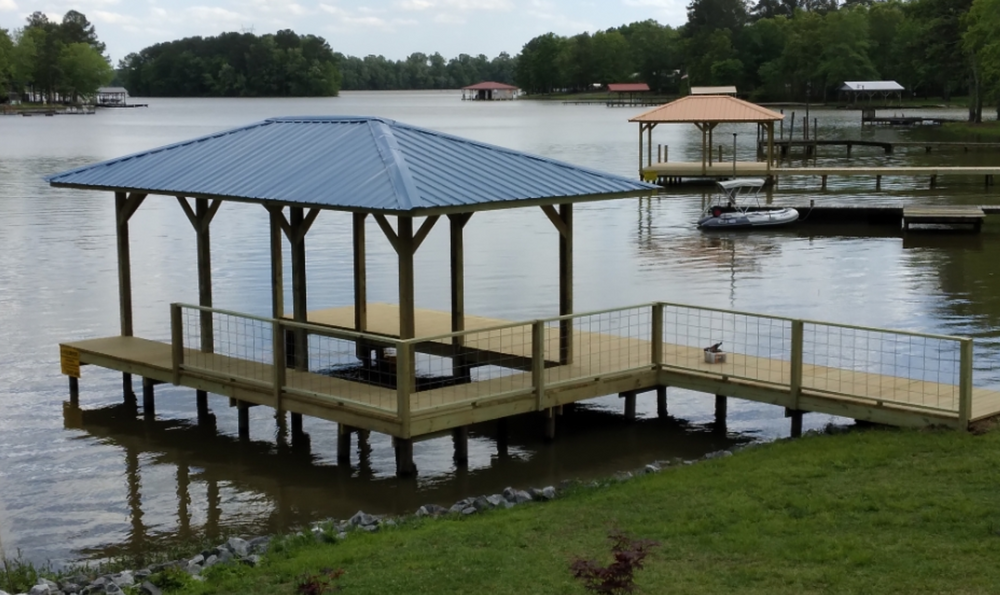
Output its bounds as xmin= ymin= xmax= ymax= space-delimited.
xmin=44 ymin=119 xmax=275 ymax=183
xmin=390 ymin=120 xmax=655 ymax=186
xmin=367 ymin=119 xmax=421 ymax=211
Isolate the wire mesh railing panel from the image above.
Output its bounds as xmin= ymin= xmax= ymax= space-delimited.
xmin=661 ymin=304 xmax=792 ymax=385
xmin=802 ymin=323 xmax=961 ymax=412
xmin=409 ymin=324 xmax=534 ymax=411
xmin=543 ymin=306 xmax=653 ymax=386
xmin=297 ymin=333 xmax=397 ymax=411
xmin=180 ymin=306 xmax=273 ymax=385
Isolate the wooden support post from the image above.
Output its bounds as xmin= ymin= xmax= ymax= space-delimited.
xmin=398 ymin=217 xmax=416 ymax=340
xmin=395 ymin=438 xmax=416 ymax=478
xmin=708 ymin=126 xmax=714 ymax=166
xmin=646 ymin=123 xmax=653 ymax=167
xmin=337 ymin=424 xmax=353 ymax=465
xmin=876 ymin=175 xmax=882 ymax=191
xmin=273 ymin=320 xmax=285 ymax=412
xmin=543 ymin=408 xmax=556 ymax=443
xmin=69 ymin=376 xmax=79 ymax=406
xmin=637 ymin=123 xmax=644 ymax=177
xmin=352 ymin=213 xmax=368 ymax=329
xmin=767 ymin=122 xmax=774 ymax=171
xmin=651 ymin=303 xmax=663 ymax=366
xmin=959 ymin=339 xmax=973 ymax=430
xmin=289 ymin=207 xmax=309 ymax=372
xmin=656 ymin=386 xmax=667 ymax=418
xmin=847 ymin=143 xmax=852 ymax=157
xmin=170 ymin=302 xmax=183 ymax=385
xmin=930 ymin=175 xmax=937 ymax=189
xmin=290 ymin=412 xmax=303 ymax=437
xmin=558 ymin=204 xmax=573 ymax=365
xmin=791 ymin=320 xmax=804 ymax=411
xmin=789 ymin=409 xmax=803 ymax=438
xmin=714 ymin=394 xmax=727 ymax=432
xmin=623 ymin=392 xmax=636 ymax=422
xmin=397 ymin=341 xmax=413 ymax=438
xmin=238 ymin=401 xmax=250 ymax=441
xmin=450 ymin=213 xmax=472 ymax=380
xmin=195 ymin=198 xmax=215 ymax=353
xmin=532 ymin=320 xmax=546 ymax=410
xmin=115 ymin=192 xmax=145 ymax=399
xmin=452 ymin=426 xmax=469 ymax=466
xmin=269 ymin=207 xmax=284 ymax=319
xmin=142 ymin=377 xmax=155 ymax=415
xmin=821 ymin=175 xmax=828 ymax=190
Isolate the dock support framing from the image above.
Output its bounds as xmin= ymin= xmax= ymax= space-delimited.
xmin=623 ymin=391 xmax=637 ymax=421
xmin=453 ymin=426 xmax=469 ymax=466
xmin=714 ymin=394 xmax=727 ymax=432
xmin=115 ymin=191 xmax=146 ymax=400
xmin=338 ymin=424 xmax=353 ymax=465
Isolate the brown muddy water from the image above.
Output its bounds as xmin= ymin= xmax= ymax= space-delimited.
xmin=1 ymin=92 xmax=999 ymax=565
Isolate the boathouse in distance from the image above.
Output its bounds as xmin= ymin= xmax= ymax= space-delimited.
xmin=47 ymin=116 xmax=1000 ymax=477
xmin=461 ymin=81 xmax=519 ymax=100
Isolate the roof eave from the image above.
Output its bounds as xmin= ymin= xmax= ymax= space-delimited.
xmin=48 ymin=182 xmax=661 ymax=217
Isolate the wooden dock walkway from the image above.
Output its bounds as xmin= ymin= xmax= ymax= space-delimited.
xmin=758 ymin=140 xmax=1000 ymax=158
xmin=61 ymin=302 xmax=1000 ymax=460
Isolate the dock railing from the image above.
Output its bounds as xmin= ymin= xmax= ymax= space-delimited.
xmin=170 ymin=301 xmax=976 ymax=435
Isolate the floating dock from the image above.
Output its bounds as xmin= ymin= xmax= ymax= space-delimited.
xmin=902 ymin=206 xmax=985 ymax=232
xmin=642 ymin=161 xmax=1000 ymax=190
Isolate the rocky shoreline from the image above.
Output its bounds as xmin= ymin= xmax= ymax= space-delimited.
xmin=2 ymin=449 xmax=748 ymax=595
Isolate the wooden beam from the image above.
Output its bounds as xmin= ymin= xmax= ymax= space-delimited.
xmin=397 ymin=216 xmax=416 ymax=340
xmin=353 ymin=213 xmax=367 ymax=332
xmin=412 ymin=215 xmax=439 ymax=252
xmin=373 ymin=214 xmax=401 ymax=253
xmin=301 ymin=208 xmax=321 ymax=237
xmin=176 ymin=196 xmax=198 ymax=228
xmin=117 ymin=192 xmax=147 ymax=225
xmin=559 ymin=203 xmax=573 ymax=365
xmin=266 ymin=205 xmax=294 ymax=241
xmin=540 ymin=205 xmax=568 ymax=237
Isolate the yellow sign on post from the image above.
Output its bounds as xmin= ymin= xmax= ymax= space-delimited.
xmin=60 ymin=345 xmax=81 ymax=378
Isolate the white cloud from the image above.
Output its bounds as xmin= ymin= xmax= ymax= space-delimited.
xmin=433 ymin=12 xmax=464 ymax=24
xmin=92 ymin=9 xmax=141 ymax=25
xmin=0 ymin=0 xmax=16 ymax=11
xmin=396 ymin=0 xmax=512 ymax=12
xmin=319 ymin=3 xmax=417 ymax=31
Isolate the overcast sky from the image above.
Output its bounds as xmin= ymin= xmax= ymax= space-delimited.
xmin=0 ymin=0 xmax=688 ymax=64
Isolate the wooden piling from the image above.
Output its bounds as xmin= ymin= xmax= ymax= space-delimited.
xmin=821 ymin=175 xmax=828 ymax=190
xmin=623 ymin=391 xmax=637 ymax=421
xmin=714 ymin=394 xmax=727 ymax=431
xmin=337 ymin=424 xmax=353 ymax=465
xmin=238 ymin=401 xmax=250 ymax=440
xmin=876 ymin=175 xmax=882 ymax=191
xmin=142 ymin=377 xmax=155 ymax=415
xmin=452 ymin=426 xmax=469 ymax=466
xmin=196 ymin=391 xmax=209 ymax=419
xmin=69 ymin=376 xmax=79 ymax=406
xmin=789 ymin=409 xmax=803 ymax=438
xmin=656 ymin=386 xmax=667 ymax=418
xmin=544 ymin=408 xmax=556 ymax=442
xmin=395 ymin=438 xmax=416 ymax=477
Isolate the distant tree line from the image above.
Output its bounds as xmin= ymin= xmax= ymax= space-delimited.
xmin=336 ymin=52 xmax=516 ymax=90
xmin=118 ymin=31 xmax=341 ymax=97
xmin=0 ymin=10 xmax=113 ymax=103
xmin=516 ymin=0 xmax=1000 ymax=122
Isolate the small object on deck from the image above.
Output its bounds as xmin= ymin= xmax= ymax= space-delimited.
xmin=704 ymin=342 xmax=726 ymax=364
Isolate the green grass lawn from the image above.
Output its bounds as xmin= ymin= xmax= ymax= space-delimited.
xmin=164 ymin=426 xmax=1000 ymax=595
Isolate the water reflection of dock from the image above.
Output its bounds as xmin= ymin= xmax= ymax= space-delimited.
xmin=62 ymin=400 xmax=740 ymax=561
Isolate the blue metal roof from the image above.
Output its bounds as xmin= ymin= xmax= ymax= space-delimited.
xmin=47 ymin=116 xmax=658 ymax=214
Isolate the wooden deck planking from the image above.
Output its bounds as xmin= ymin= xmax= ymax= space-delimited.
xmin=63 ymin=305 xmax=1000 ymax=433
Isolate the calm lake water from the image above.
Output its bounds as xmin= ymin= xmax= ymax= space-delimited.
xmin=2 ymin=91 xmax=999 ymax=565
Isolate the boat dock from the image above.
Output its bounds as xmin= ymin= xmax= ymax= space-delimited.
xmin=902 ymin=206 xmax=986 ymax=232
xmin=642 ymin=162 xmax=1000 ymax=190
xmin=61 ymin=301 xmax=1000 ymax=464
xmin=759 ymin=140 xmax=1000 ymax=158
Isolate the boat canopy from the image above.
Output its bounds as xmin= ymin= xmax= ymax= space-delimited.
xmin=717 ymin=178 xmax=767 ymax=191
